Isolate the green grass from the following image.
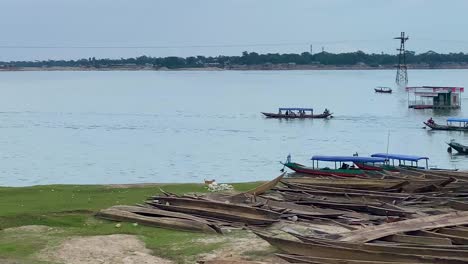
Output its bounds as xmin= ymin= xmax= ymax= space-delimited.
xmin=0 ymin=182 xmax=263 ymax=263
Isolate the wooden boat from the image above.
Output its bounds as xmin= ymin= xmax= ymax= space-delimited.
xmin=354 ymin=163 xmax=399 ymax=172
xmin=447 ymin=140 xmax=468 ymax=154
xmin=294 ymin=235 xmax=468 ymax=260
xmin=262 ymin=107 xmax=332 ymax=119
xmin=281 ymin=162 xmax=364 ymax=177
xmin=254 ymin=232 xmax=467 ymax=263
xmin=282 ymin=155 xmax=391 ymax=177
xmin=374 ymin=86 xmax=392 ymax=93
xmin=424 ymin=118 xmax=468 ymax=131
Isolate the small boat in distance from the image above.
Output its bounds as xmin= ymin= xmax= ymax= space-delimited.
xmin=424 ymin=117 xmax=468 ymax=131
xmin=374 ymin=86 xmax=392 ymax=93
xmin=447 ymin=140 xmax=468 ymax=154
xmin=262 ymin=108 xmax=332 ymax=119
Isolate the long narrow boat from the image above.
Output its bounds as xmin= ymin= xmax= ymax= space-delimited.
xmin=281 ymin=162 xmax=364 ymax=177
xmin=374 ymin=86 xmax=392 ymax=93
xmin=447 ymin=140 xmax=468 ymax=154
xmin=254 ymin=232 xmax=467 ymax=263
xmin=294 ymin=234 xmax=468 ymax=259
xmin=424 ymin=117 xmax=468 ymax=131
xmin=262 ymin=107 xmax=332 ymax=119
xmin=282 ymin=155 xmax=389 ymax=177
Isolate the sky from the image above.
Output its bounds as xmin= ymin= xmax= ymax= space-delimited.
xmin=0 ymin=0 xmax=468 ymax=61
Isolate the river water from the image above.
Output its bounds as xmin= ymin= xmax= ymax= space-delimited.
xmin=1 ymin=69 xmax=468 ymax=186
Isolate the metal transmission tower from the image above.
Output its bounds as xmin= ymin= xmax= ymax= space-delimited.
xmin=394 ymin=32 xmax=409 ymax=86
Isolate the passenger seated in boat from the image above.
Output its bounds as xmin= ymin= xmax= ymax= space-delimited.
xmin=300 ymin=110 xmax=305 ymax=116
xmin=427 ymin=117 xmax=435 ymax=125
xmin=340 ymin=163 xmax=350 ymax=169
xmin=324 ymin=108 xmax=329 ymax=115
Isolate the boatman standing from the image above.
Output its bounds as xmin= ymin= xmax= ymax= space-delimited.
xmin=286 ymin=154 xmax=291 ymax=163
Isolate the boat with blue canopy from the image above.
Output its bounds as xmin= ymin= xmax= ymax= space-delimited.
xmin=424 ymin=117 xmax=468 ymax=131
xmin=281 ymin=155 xmax=385 ymax=177
xmin=371 ymin=153 xmax=429 ymax=169
xmin=262 ymin=107 xmax=332 ymax=119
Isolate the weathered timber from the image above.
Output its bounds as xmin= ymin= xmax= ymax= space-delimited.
xmin=255 ymin=232 xmax=466 ymax=263
xmin=338 ymin=211 xmax=468 ymax=242
xmin=295 ymin=234 xmax=468 ymax=259
xmin=412 ymin=230 xmax=468 ymax=245
xmin=275 ymin=254 xmax=426 ymax=264
xmin=147 ymin=197 xmax=280 ymax=225
xmin=380 ymin=234 xmax=453 ymax=246
xmin=96 ymin=208 xmax=220 ymax=233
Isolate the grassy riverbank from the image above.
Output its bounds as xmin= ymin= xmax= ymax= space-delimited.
xmin=0 ymin=182 xmax=265 ymax=263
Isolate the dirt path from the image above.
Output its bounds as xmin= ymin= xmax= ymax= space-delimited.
xmin=38 ymin=234 xmax=173 ymax=264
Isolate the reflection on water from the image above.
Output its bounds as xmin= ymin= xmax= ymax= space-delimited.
xmin=0 ymin=70 xmax=468 ymax=186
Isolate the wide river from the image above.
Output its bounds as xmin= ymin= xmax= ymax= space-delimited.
xmin=1 ymin=69 xmax=468 ymax=186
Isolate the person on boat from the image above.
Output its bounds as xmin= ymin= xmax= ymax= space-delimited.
xmin=286 ymin=154 xmax=291 ymax=163
xmin=324 ymin=108 xmax=329 ymax=115
xmin=427 ymin=117 xmax=435 ymax=125
xmin=300 ymin=110 xmax=305 ymax=116
xmin=340 ymin=163 xmax=349 ymax=169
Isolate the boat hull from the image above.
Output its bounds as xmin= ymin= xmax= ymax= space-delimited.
xmin=424 ymin=122 xmax=468 ymax=131
xmin=262 ymin=112 xmax=332 ymax=119
xmin=448 ymin=142 xmax=468 ymax=154
xmin=282 ymin=162 xmax=363 ymax=177
xmin=374 ymin=88 xmax=392 ymax=93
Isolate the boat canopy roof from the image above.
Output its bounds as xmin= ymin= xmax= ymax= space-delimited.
xmin=371 ymin=153 xmax=429 ymax=162
xmin=447 ymin=117 xmax=468 ymax=123
xmin=311 ymin=155 xmax=386 ymax=163
xmin=279 ymin=108 xmax=313 ymax=111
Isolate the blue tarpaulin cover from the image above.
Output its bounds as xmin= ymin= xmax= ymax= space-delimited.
xmin=311 ymin=156 xmax=386 ymax=163
xmin=279 ymin=108 xmax=313 ymax=111
xmin=371 ymin=153 xmax=429 ymax=161
xmin=447 ymin=117 xmax=468 ymax=123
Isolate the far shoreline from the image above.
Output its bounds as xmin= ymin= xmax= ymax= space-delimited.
xmin=2 ymin=64 xmax=468 ymax=72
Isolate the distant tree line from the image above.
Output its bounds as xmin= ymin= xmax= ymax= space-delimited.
xmin=1 ymin=50 xmax=468 ymax=69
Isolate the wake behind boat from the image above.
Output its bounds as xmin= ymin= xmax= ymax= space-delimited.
xmin=262 ymin=107 xmax=332 ymax=119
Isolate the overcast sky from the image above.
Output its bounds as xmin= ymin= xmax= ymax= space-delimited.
xmin=0 ymin=0 xmax=467 ymax=61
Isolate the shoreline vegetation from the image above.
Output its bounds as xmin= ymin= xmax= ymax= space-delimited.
xmin=2 ymin=50 xmax=468 ymax=72
xmin=2 ymin=64 xmax=468 ymax=72
xmin=0 ymin=182 xmax=268 ymax=264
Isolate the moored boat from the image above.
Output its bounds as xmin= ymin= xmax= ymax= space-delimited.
xmin=281 ymin=155 xmax=387 ymax=177
xmin=371 ymin=153 xmax=429 ymax=169
xmin=262 ymin=107 xmax=332 ymax=119
xmin=447 ymin=140 xmax=468 ymax=154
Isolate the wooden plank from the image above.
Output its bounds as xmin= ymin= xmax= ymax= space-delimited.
xmin=380 ymin=234 xmax=452 ymax=246
xmin=96 ymin=208 xmax=220 ymax=233
xmin=275 ymin=254 xmax=425 ymax=264
xmin=338 ymin=211 xmax=468 ymax=242
xmin=413 ymin=230 xmax=468 ymax=245
xmin=255 ymin=232 xmax=466 ymax=264
xmin=296 ymin=235 xmax=468 ymax=259
xmin=437 ymin=227 xmax=468 ymax=238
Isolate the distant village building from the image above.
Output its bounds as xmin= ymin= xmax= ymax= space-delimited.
xmin=406 ymin=86 xmax=464 ymax=109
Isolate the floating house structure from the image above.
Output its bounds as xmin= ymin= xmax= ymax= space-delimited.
xmin=406 ymin=86 xmax=464 ymax=109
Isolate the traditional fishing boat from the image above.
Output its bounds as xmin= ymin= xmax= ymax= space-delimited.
xmin=262 ymin=107 xmax=332 ymax=119
xmin=447 ymin=140 xmax=468 ymax=154
xmin=281 ymin=156 xmax=386 ymax=177
xmin=424 ymin=117 xmax=468 ymax=131
xmin=374 ymin=86 xmax=392 ymax=93
xmin=371 ymin=153 xmax=429 ymax=169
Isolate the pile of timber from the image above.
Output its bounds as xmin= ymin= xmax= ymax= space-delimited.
xmin=96 ymin=169 xmax=468 ymax=262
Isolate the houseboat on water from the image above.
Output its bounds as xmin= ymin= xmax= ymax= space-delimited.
xmin=406 ymin=86 xmax=464 ymax=110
